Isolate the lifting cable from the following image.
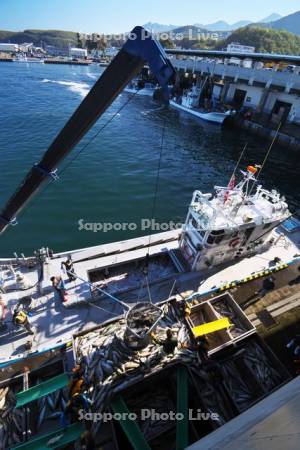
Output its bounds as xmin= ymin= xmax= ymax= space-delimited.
xmin=140 ymin=117 xmax=166 ymax=302
xmin=66 ymin=269 xmax=130 ymax=311
xmin=58 ymin=90 xmax=141 ymax=178
xmin=146 ymin=117 xmax=166 ymax=257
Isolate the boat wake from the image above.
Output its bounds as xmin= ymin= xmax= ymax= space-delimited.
xmin=86 ymin=73 xmax=97 ymax=80
xmin=41 ymin=79 xmax=90 ymax=97
xmin=141 ymin=105 xmax=166 ymax=116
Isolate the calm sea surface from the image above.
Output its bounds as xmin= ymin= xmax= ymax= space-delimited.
xmin=0 ymin=62 xmax=299 ymax=257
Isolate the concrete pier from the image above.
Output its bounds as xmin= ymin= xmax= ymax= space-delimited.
xmin=171 ymin=57 xmax=300 ymax=150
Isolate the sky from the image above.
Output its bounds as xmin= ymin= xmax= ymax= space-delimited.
xmin=1 ymin=0 xmax=300 ymax=33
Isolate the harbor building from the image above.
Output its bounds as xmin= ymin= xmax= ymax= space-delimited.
xmin=169 ymin=51 xmax=300 ymax=149
xmin=226 ymin=42 xmax=256 ymax=53
xmin=44 ymin=44 xmax=68 ymax=56
xmin=18 ymin=42 xmax=33 ymax=53
xmin=0 ymin=43 xmax=19 ymax=52
xmin=69 ymin=47 xmax=88 ymax=58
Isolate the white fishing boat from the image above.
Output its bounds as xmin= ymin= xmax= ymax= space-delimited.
xmin=0 ymin=25 xmax=299 ymax=365
xmin=170 ymin=85 xmax=232 ymax=124
xmin=179 ymin=165 xmax=295 ymax=270
xmin=1 ymin=165 xmax=299 ymax=364
xmin=13 ymin=55 xmax=44 ymax=63
xmin=1 ymin=26 xmax=299 ymax=450
xmin=124 ymin=79 xmax=156 ymax=96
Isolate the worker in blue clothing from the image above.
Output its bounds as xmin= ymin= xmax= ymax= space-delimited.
xmin=50 ymin=276 xmax=68 ymax=302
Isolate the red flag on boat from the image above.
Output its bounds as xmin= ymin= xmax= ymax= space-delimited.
xmin=224 ymin=175 xmax=236 ymax=203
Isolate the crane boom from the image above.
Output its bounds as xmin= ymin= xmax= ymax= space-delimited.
xmin=0 ymin=26 xmax=175 ymax=235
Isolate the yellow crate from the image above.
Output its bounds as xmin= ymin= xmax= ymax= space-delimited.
xmin=192 ymin=318 xmax=231 ymax=337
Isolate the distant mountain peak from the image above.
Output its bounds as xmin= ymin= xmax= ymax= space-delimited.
xmin=261 ymin=13 xmax=282 ymax=23
xmin=142 ymin=22 xmax=177 ymax=33
xmin=142 ymin=12 xmax=294 ymax=35
xmin=266 ymin=10 xmax=300 ymax=36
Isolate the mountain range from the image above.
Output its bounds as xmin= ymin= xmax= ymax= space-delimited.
xmin=143 ymin=13 xmax=282 ymax=33
xmin=0 ymin=11 xmax=299 ymax=53
xmin=266 ymin=10 xmax=300 ymax=35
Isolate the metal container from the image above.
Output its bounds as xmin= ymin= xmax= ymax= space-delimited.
xmin=187 ymin=292 xmax=256 ymax=354
xmin=124 ymin=302 xmax=163 ymax=349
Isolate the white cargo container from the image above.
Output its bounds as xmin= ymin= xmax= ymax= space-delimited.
xmin=242 ymin=58 xmax=253 ymax=68
xmin=69 ymin=47 xmax=87 ymax=58
xmin=0 ymin=43 xmax=19 ymax=52
xmin=227 ymin=42 xmax=255 ymax=54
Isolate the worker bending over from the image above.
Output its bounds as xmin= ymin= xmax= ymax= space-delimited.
xmin=151 ymin=328 xmax=178 ymax=354
xmin=13 ymin=308 xmax=34 ymax=335
xmin=51 ymin=276 xmax=68 ymax=302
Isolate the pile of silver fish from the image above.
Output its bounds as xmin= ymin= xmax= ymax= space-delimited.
xmin=213 ymin=298 xmax=249 ymax=338
xmin=243 ymin=341 xmax=282 ymax=392
xmin=221 ymin=358 xmax=255 ymax=412
xmin=75 ymin=302 xmax=197 ymax=438
xmin=75 ymin=299 xmax=285 ymax=443
xmin=127 ymin=388 xmax=177 ymax=441
xmin=0 ymin=382 xmax=69 ymax=449
xmin=0 ymin=387 xmax=23 ymax=449
xmin=36 ymin=386 xmax=68 ymax=430
xmin=220 ymin=341 xmax=282 ymax=412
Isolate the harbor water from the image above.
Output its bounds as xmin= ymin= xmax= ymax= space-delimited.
xmin=0 ymin=62 xmax=299 ymax=257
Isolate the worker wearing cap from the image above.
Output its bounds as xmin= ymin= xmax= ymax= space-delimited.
xmin=61 ymin=366 xmax=91 ymax=427
xmin=16 ymin=295 xmax=33 ymax=313
xmin=68 ymin=365 xmax=85 ymax=398
xmin=50 ymin=276 xmax=67 ymax=302
xmin=195 ymin=335 xmax=209 ymax=360
xmin=13 ymin=309 xmax=34 ymax=335
xmin=61 ymin=257 xmax=76 ymax=282
xmin=151 ymin=328 xmax=178 ymax=354
xmin=255 ymin=275 xmax=275 ymax=299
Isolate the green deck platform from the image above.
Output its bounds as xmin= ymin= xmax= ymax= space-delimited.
xmin=15 ymin=373 xmax=69 ymax=408
xmin=11 ymin=422 xmax=84 ymax=450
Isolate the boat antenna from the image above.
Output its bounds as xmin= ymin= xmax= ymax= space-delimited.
xmin=230 ymin=142 xmax=248 ymax=181
xmin=249 ymin=121 xmax=282 ymax=195
xmin=256 ymin=121 xmax=282 ymax=181
xmin=223 ymin=142 xmax=248 ymax=203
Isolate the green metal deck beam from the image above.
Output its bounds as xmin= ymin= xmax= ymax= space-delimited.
xmin=176 ymin=365 xmax=189 ymax=450
xmin=11 ymin=422 xmax=85 ymax=450
xmin=111 ymin=396 xmax=151 ymax=450
xmin=15 ymin=373 xmax=69 ymax=408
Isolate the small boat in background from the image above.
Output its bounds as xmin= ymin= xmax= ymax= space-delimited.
xmin=14 ymin=54 xmax=44 ymax=63
xmin=170 ymin=85 xmax=233 ymax=124
xmin=124 ymin=79 xmax=156 ymax=96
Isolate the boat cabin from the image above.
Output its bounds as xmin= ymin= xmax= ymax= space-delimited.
xmin=181 ymin=86 xmax=201 ymax=109
xmin=180 ymin=167 xmax=290 ymax=270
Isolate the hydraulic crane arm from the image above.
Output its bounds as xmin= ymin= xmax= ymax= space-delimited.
xmin=0 ymin=26 xmax=175 ymax=235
